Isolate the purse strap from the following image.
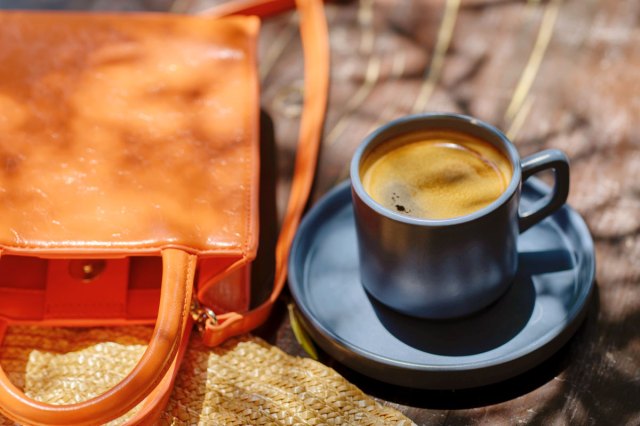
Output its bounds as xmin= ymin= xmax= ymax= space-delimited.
xmin=200 ymin=0 xmax=329 ymax=346
xmin=0 ymin=249 xmax=196 ymax=426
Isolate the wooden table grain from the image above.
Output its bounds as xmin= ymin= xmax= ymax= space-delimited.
xmin=6 ymin=0 xmax=639 ymax=424
xmin=241 ymin=1 xmax=640 ymax=424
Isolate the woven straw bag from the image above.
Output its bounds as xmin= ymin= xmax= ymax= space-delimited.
xmin=0 ymin=326 xmax=415 ymax=425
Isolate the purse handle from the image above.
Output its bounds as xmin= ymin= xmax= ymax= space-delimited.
xmin=200 ymin=0 xmax=329 ymax=346
xmin=0 ymin=249 xmax=196 ymax=426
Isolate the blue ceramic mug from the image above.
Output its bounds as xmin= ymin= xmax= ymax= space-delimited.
xmin=350 ymin=113 xmax=570 ymax=319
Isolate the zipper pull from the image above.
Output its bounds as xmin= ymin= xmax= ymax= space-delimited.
xmin=190 ymin=297 xmax=218 ymax=333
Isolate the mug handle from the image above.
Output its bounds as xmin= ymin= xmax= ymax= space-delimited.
xmin=519 ymin=149 xmax=570 ymax=233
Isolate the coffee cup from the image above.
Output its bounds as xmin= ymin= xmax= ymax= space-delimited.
xmin=350 ymin=113 xmax=570 ymax=319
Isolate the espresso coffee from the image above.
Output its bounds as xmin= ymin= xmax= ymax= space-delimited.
xmin=360 ymin=130 xmax=513 ymax=220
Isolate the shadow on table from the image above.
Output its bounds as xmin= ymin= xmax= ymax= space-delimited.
xmin=327 ymin=285 xmax=600 ymax=410
xmin=257 ymin=286 xmax=601 ymax=415
xmin=249 ymin=110 xmax=279 ymax=308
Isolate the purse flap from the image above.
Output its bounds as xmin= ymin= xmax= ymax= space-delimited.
xmin=0 ymin=12 xmax=260 ymax=258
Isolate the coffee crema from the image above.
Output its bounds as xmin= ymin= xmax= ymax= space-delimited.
xmin=360 ymin=130 xmax=513 ymax=220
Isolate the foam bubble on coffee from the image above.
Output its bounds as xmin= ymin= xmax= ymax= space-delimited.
xmin=360 ymin=131 xmax=513 ymax=220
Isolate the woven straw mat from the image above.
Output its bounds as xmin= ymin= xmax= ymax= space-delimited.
xmin=0 ymin=326 xmax=414 ymax=425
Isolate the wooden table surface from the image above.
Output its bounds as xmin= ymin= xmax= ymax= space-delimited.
xmin=6 ymin=0 xmax=640 ymax=424
xmin=246 ymin=1 xmax=640 ymax=424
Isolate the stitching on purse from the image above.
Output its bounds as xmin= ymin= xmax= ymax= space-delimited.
xmin=243 ymin=27 xmax=259 ymax=258
xmin=44 ymin=303 xmax=126 ymax=319
xmin=243 ymin=126 xmax=252 ymax=257
xmin=45 ymin=303 xmax=124 ymax=308
xmin=0 ymin=242 xmax=245 ymax=250
xmin=0 ymin=243 xmax=244 ymax=254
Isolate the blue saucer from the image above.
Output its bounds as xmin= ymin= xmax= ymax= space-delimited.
xmin=288 ymin=178 xmax=595 ymax=389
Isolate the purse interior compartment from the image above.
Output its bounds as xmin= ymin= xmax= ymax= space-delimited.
xmin=0 ymin=255 xmax=250 ymax=325
xmin=0 ymin=256 xmax=161 ymax=324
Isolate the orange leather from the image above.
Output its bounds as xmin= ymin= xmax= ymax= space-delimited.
xmin=0 ymin=12 xmax=262 ymax=424
xmin=201 ymin=0 xmax=329 ymax=347
xmin=124 ymin=318 xmax=194 ymax=426
xmin=0 ymin=0 xmax=328 ymax=424
xmin=0 ymin=249 xmax=196 ymax=426
xmin=0 ymin=12 xmax=260 ymax=257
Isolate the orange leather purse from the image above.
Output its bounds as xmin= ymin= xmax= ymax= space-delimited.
xmin=0 ymin=0 xmax=328 ymax=424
